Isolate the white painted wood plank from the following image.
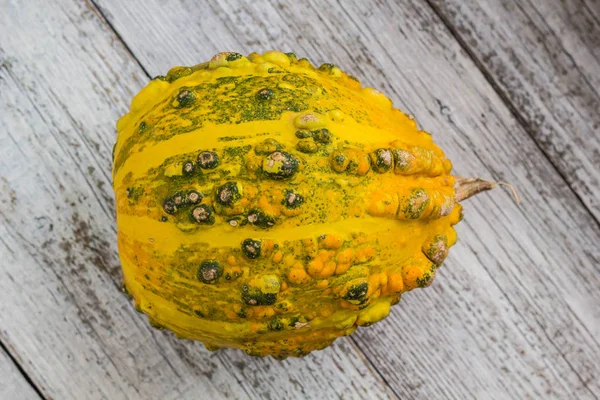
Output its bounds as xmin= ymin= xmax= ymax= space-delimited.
xmin=428 ymin=0 xmax=600 ymax=220
xmin=0 ymin=1 xmax=395 ymax=399
xmin=88 ymin=0 xmax=600 ymax=398
xmin=0 ymin=346 xmax=40 ymax=400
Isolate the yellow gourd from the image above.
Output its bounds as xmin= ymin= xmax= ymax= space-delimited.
xmin=112 ymin=51 xmax=498 ymax=358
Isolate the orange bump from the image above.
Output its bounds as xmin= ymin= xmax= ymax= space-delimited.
xmin=384 ymin=273 xmax=404 ymax=295
xmin=288 ymin=268 xmax=310 ymax=285
xmin=272 ymin=251 xmax=283 ymax=264
xmin=335 ymin=262 xmax=351 ymax=275
xmin=250 ymin=306 xmax=275 ymax=319
xmin=356 ymin=155 xmax=371 ymax=175
xmin=307 ymin=259 xmax=324 ymax=277
xmin=302 ymin=238 xmax=316 ymax=249
xmin=262 ymin=239 xmax=276 ymax=252
xmin=336 ymin=248 xmax=355 ymax=264
xmin=355 ymin=246 xmax=375 ymax=263
xmin=319 ymin=234 xmax=343 ymax=250
xmin=319 ymin=261 xmax=337 ymax=278
xmin=367 ymin=274 xmax=381 ymax=296
xmin=315 ymin=280 xmax=329 ymax=289
xmin=317 ymin=249 xmax=334 ymax=261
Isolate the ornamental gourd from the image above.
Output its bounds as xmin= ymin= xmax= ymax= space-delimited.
xmin=113 ymin=51 xmax=503 ymax=358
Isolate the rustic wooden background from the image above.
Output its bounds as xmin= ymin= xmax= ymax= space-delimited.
xmin=1 ymin=0 xmax=598 ymax=399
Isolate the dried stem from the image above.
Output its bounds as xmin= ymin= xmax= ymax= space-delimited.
xmin=454 ymin=177 xmax=520 ymax=204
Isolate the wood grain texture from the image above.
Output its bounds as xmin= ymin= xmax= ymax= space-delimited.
xmin=0 ymin=346 xmax=40 ymax=400
xmin=88 ymin=0 xmax=600 ymax=398
xmin=427 ymin=0 xmax=600 ymax=220
xmin=0 ymin=1 xmax=395 ymax=399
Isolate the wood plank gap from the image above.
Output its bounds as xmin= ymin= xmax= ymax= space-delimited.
xmin=348 ymin=337 xmax=402 ymax=400
xmin=583 ymin=0 xmax=600 ymax=26
xmin=85 ymin=0 xmax=152 ymax=79
xmin=519 ymin=1 xmax=600 ymax=100
xmin=423 ymin=0 xmax=600 ymax=231
xmin=0 ymin=340 xmax=45 ymax=400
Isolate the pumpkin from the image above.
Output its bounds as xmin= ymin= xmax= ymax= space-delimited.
xmin=112 ymin=51 xmax=498 ymax=358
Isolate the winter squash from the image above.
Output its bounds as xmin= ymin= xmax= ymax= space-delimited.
xmin=113 ymin=51 xmax=498 ymax=358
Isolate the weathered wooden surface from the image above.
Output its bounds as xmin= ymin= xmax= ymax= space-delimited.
xmin=0 ymin=346 xmax=40 ymax=400
xmin=1 ymin=0 xmax=599 ymax=399
xmin=427 ymin=0 xmax=600 ymax=221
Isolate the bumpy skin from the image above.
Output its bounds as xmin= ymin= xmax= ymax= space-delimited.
xmin=113 ymin=51 xmax=462 ymax=358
